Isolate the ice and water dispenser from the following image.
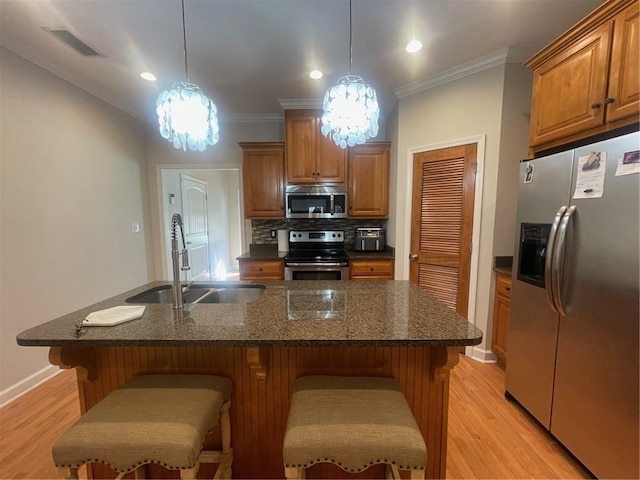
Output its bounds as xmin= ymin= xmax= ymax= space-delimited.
xmin=517 ymin=223 xmax=551 ymax=288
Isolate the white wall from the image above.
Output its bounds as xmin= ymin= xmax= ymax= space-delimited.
xmin=392 ymin=64 xmax=508 ymax=361
xmin=493 ymin=62 xmax=533 ymax=256
xmin=0 ymin=48 xmax=152 ymax=397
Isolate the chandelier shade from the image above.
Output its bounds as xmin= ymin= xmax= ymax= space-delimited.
xmin=321 ymin=0 xmax=379 ymax=150
xmin=157 ymin=81 xmax=220 ymax=151
xmin=156 ymin=0 xmax=219 ymax=151
xmin=321 ymin=74 xmax=379 ymax=149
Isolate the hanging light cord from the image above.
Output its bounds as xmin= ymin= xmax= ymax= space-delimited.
xmin=181 ymin=0 xmax=189 ymax=82
xmin=348 ymin=0 xmax=352 ymax=75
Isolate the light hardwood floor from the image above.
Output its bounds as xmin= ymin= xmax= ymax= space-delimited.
xmin=0 ymin=356 xmax=590 ymax=479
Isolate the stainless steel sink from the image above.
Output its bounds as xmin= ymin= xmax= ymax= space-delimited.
xmin=125 ymin=283 xmax=265 ymax=304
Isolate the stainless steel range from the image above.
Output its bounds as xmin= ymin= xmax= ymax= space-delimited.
xmin=284 ymin=230 xmax=349 ymax=281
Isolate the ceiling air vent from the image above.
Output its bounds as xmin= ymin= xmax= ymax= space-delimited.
xmin=46 ymin=29 xmax=103 ymax=57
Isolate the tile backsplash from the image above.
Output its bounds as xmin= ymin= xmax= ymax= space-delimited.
xmin=252 ymin=219 xmax=387 ymax=245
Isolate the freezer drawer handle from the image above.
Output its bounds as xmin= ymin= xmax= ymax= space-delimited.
xmin=553 ymin=205 xmax=576 ymax=317
xmin=545 ymin=206 xmax=567 ymax=313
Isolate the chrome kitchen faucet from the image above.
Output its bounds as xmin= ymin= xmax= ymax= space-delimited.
xmin=170 ymin=213 xmax=191 ymax=309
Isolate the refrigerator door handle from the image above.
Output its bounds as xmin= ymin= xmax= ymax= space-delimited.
xmin=553 ymin=205 xmax=577 ymax=317
xmin=545 ymin=206 xmax=567 ymax=312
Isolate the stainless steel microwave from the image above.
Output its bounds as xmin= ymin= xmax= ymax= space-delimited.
xmin=285 ymin=185 xmax=347 ymax=219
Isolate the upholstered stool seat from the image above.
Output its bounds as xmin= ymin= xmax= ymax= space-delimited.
xmin=53 ymin=374 xmax=233 ymax=479
xmin=283 ymin=376 xmax=426 ymax=479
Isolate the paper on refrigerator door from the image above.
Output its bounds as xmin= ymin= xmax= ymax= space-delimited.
xmin=573 ymin=151 xmax=606 ymax=199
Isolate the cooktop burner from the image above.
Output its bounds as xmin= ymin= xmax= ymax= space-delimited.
xmin=284 ymin=230 xmax=348 ymax=265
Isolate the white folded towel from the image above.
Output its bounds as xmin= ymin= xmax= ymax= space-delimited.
xmin=83 ymin=306 xmax=146 ymax=327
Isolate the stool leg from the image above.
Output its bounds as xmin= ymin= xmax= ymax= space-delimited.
xmin=134 ymin=465 xmax=146 ymax=479
xmin=180 ymin=461 xmax=199 ymax=480
xmin=57 ymin=467 xmax=79 ymax=480
xmin=410 ymin=469 xmax=425 ymax=479
xmin=385 ymin=464 xmax=401 ymax=479
xmin=284 ymin=466 xmax=303 ymax=479
xmin=221 ymin=399 xmax=231 ymax=454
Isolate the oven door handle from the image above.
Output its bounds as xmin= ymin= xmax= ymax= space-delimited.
xmin=285 ymin=262 xmax=348 ymax=267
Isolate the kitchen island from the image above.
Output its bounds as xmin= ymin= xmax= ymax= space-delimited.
xmin=17 ymin=280 xmax=482 ymax=479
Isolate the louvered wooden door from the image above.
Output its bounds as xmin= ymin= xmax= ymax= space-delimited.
xmin=410 ymin=144 xmax=476 ymax=317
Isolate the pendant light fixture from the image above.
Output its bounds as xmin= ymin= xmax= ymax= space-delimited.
xmin=156 ymin=0 xmax=219 ymax=151
xmin=321 ymin=0 xmax=379 ymax=149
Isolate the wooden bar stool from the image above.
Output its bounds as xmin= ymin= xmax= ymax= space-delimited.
xmin=283 ymin=375 xmax=427 ymax=479
xmin=52 ymin=374 xmax=233 ymax=479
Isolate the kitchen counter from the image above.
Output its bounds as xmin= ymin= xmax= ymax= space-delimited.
xmin=236 ymin=244 xmax=286 ymax=260
xmin=236 ymin=244 xmax=396 ymax=261
xmin=494 ymin=255 xmax=513 ymax=276
xmin=17 ymin=280 xmax=480 ymax=347
xmin=17 ymin=280 xmax=480 ymax=479
xmin=346 ymin=245 xmax=395 ymax=259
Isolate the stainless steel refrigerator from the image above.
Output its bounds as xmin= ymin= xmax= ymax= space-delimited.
xmin=506 ymin=130 xmax=639 ymax=479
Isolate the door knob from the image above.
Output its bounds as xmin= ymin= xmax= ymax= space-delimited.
xmin=409 ymin=254 xmax=418 ymax=260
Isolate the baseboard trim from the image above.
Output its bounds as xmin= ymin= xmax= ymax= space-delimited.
xmin=465 ymin=346 xmax=498 ymax=363
xmin=0 ymin=365 xmax=60 ymax=408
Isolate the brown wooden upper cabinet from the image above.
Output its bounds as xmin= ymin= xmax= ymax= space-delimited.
xmin=348 ymin=142 xmax=390 ymax=218
xmin=239 ymin=142 xmax=285 ymax=218
xmin=527 ymin=0 xmax=639 ymax=154
xmin=285 ymin=109 xmax=346 ymax=184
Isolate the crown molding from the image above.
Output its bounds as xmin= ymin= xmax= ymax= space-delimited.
xmin=221 ymin=113 xmax=283 ymax=123
xmin=278 ymin=98 xmax=322 ymax=110
xmin=394 ymin=46 xmax=530 ymax=99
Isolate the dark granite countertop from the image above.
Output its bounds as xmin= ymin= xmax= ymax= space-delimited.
xmin=237 ymin=244 xmax=285 ymax=260
xmin=494 ymin=256 xmax=513 ymax=277
xmin=236 ymin=245 xmax=395 ymax=261
xmin=346 ymin=247 xmax=395 ymax=260
xmin=17 ymin=280 xmax=481 ymax=348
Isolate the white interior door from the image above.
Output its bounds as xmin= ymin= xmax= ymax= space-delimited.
xmin=180 ymin=174 xmax=210 ymax=281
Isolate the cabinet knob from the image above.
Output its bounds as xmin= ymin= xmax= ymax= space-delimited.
xmin=604 ymin=97 xmax=615 ymax=105
xmin=370 ymin=267 xmax=374 ymax=271
xmin=259 ymin=268 xmax=263 ymax=271
xmin=591 ymin=102 xmax=602 ymax=109
xmin=505 ymin=286 xmax=511 ymax=291
xmin=409 ymin=254 xmax=418 ymax=260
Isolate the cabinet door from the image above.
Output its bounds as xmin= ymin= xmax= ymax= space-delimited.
xmin=349 ymin=259 xmax=394 ymax=280
xmin=285 ymin=111 xmax=317 ymax=184
xmin=348 ymin=143 xmax=390 ymax=218
xmin=492 ymin=274 xmax=511 ymax=363
xmin=240 ymin=143 xmax=285 ymax=218
xmin=316 ymin=129 xmax=346 ymax=183
xmin=239 ymin=259 xmax=284 ymax=280
xmin=528 ymin=22 xmax=612 ymax=147
xmin=606 ymin=2 xmax=639 ymax=123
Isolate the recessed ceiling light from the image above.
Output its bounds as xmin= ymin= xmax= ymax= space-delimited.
xmin=309 ymin=70 xmax=323 ymax=79
xmin=405 ymin=40 xmax=423 ymax=54
xmin=140 ymin=72 xmax=157 ymax=81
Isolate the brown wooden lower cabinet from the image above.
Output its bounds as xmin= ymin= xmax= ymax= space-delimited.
xmin=52 ymin=344 xmax=460 ymax=479
xmin=239 ymin=259 xmax=284 ymax=280
xmin=491 ymin=273 xmax=512 ymax=363
xmin=349 ymin=259 xmax=394 ymax=280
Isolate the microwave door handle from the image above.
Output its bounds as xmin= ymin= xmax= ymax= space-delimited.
xmin=545 ymin=206 xmax=567 ymax=313
xmin=553 ymin=205 xmax=576 ymax=317
xmin=330 ymin=194 xmax=334 ymax=214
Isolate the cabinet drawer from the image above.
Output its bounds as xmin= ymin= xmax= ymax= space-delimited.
xmin=495 ymin=274 xmax=512 ymax=299
xmin=350 ymin=260 xmax=394 ymax=278
xmin=239 ymin=260 xmax=283 ymax=280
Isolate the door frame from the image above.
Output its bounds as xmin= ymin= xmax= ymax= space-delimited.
xmin=404 ymin=135 xmax=486 ymax=358
xmin=155 ymin=163 xmax=245 ymax=281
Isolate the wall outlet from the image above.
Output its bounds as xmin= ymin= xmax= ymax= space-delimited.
xmin=270 ymin=229 xmax=277 ymax=238
xmin=131 ymin=222 xmax=140 ymax=234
